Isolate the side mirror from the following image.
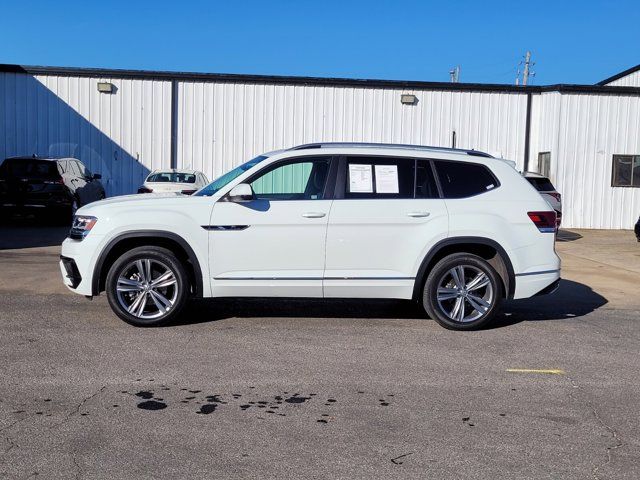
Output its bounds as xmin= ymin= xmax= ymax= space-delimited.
xmin=92 ymin=173 xmax=102 ymax=180
xmin=227 ymin=183 xmax=254 ymax=202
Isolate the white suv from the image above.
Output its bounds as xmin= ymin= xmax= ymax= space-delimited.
xmin=60 ymin=143 xmax=560 ymax=330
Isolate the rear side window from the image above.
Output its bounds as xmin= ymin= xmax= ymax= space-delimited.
xmin=434 ymin=161 xmax=498 ymax=199
xmin=345 ymin=157 xmax=414 ymax=199
xmin=526 ymin=177 xmax=555 ymax=192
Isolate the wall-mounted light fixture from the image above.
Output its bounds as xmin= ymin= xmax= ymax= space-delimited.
xmin=97 ymin=82 xmax=115 ymax=94
xmin=400 ymin=94 xmax=418 ymax=105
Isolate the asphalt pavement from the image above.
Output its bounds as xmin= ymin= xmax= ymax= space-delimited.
xmin=0 ymin=225 xmax=639 ymax=479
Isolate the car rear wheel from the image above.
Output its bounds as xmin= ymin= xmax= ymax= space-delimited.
xmin=422 ymin=253 xmax=502 ymax=330
xmin=106 ymin=246 xmax=189 ymax=327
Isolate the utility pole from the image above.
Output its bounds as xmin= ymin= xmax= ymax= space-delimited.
xmin=515 ymin=51 xmax=535 ymax=86
xmin=522 ymin=51 xmax=531 ymax=86
xmin=449 ymin=65 xmax=460 ymax=83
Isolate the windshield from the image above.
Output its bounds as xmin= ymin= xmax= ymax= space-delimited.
xmin=194 ymin=155 xmax=268 ymax=196
xmin=147 ymin=172 xmax=196 ymax=183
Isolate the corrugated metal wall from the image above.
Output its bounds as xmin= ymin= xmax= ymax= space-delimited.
xmin=535 ymin=93 xmax=640 ymax=229
xmin=176 ymin=81 xmax=528 ymax=181
xmin=604 ymin=70 xmax=640 ymax=87
xmin=2 ymin=70 xmax=640 ymax=228
xmin=0 ymin=72 xmax=171 ymax=196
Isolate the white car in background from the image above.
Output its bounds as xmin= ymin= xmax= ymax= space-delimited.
xmin=137 ymin=169 xmax=209 ymax=195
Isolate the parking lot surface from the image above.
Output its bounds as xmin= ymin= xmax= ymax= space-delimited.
xmin=1 ymin=225 xmax=639 ymax=479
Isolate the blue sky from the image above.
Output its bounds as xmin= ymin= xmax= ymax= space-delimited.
xmin=2 ymin=0 xmax=639 ymax=85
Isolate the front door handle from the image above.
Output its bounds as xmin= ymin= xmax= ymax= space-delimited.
xmin=302 ymin=212 xmax=326 ymax=218
xmin=406 ymin=211 xmax=430 ymax=218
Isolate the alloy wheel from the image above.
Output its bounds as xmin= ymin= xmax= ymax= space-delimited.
xmin=115 ymin=258 xmax=179 ymax=319
xmin=436 ymin=265 xmax=494 ymax=323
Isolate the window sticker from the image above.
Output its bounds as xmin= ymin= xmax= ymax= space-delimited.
xmin=374 ymin=165 xmax=399 ymax=194
xmin=348 ymin=164 xmax=373 ymax=193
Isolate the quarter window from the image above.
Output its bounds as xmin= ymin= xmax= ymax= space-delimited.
xmin=612 ymin=155 xmax=640 ymax=187
xmin=434 ymin=160 xmax=498 ymax=199
xmin=345 ymin=157 xmax=415 ymax=199
xmin=249 ymin=157 xmax=331 ymax=200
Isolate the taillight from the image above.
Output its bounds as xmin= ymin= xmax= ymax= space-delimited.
xmin=180 ymin=189 xmax=197 ymax=195
xmin=138 ymin=186 xmax=153 ymax=193
xmin=528 ymin=211 xmax=557 ymax=233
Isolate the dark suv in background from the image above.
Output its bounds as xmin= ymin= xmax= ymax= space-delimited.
xmin=0 ymin=156 xmax=105 ymax=223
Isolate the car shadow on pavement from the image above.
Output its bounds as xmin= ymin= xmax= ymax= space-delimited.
xmin=173 ymin=279 xmax=607 ymax=328
xmin=175 ymin=297 xmax=426 ymax=325
xmin=0 ymin=218 xmax=69 ymax=250
xmin=494 ymin=279 xmax=608 ymax=328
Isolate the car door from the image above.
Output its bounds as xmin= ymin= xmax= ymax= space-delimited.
xmin=208 ymin=155 xmax=335 ymax=298
xmin=324 ymin=156 xmax=448 ymax=299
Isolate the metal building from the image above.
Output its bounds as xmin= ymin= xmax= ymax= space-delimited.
xmin=1 ymin=63 xmax=639 ymax=229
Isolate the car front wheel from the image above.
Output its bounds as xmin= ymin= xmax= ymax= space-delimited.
xmin=105 ymin=246 xmax=189 ymax=327
xmin=422 ymin=253 xmax=503 ymax=330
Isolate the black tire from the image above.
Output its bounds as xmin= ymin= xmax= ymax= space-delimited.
xmin=105 ymin=246 xmax=190 ymax=327
xmin=422 ymin=253 xmax=503 ymax=330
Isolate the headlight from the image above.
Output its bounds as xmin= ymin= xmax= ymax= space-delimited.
xmin=69 ymin=215 xmax=98 ymax=240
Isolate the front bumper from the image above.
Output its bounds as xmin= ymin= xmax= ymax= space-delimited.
xmin=60 ymin=234 xmax=105 ymax=296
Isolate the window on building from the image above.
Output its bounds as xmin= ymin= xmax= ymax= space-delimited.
xmin=612 ymin=155 xmax=640 ymax=187
xmin=433 ymin=160 xmax=499 ymax=199
xmin=538 ymin=152 xmax=551 ymax=178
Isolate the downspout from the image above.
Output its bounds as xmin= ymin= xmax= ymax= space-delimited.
xmin=523 ymin=92 xmax=533 ymax=172
xmin=170 ymin=80 xmax=178 ymax=169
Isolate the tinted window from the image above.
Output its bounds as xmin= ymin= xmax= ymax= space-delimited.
xmin=147 ymin=172 xmax=196 ymax=183
xmin=3 ymin=159 xmax=59 ymax=179
xmin=526 ymin=177 xmax=555 ymax=191
xmin=250 ymin=157 xmax=331 ymax=200
xmin=415 ymin=160 xmax=439 ymax=199
xmin=434 ymin=161 xmax=498 ymax=198
xmin=345 ymin=157 xmax=414 ymax=199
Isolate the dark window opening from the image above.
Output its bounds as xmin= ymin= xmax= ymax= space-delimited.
xmin=434 ymin=160 xmax=498 ymax=199
xmin=612 ymin=155 xmax=640 ymax=187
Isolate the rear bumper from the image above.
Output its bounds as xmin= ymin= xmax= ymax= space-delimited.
xmin=513 ymin=269 xmax=561 ymax=299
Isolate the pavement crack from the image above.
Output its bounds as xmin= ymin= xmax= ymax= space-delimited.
xmin=53 ymin=385 xmax=106 ymax=428
xmin=566 ymin=375 xmax=624 ymax=480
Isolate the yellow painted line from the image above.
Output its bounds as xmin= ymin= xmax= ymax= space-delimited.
xmin=506 ymin=368 xmax=565 ymax=375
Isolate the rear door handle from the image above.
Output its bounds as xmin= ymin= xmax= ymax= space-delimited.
xmin=302 ymin=212 xmax=326 ymax=218
xmin=406 ymin=211 xmax=430 ymax=218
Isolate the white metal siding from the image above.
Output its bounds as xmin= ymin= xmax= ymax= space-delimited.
xmin=604 ymin=70 xmax=640 ymax=87
xmin=531 ymin=92 xmax=640 ymax=229
xmin=176 ymin=81 xmax=528 ymax=180
xmin=0 ymin=72 xmax=171 ymax=196
xmin=2 ymin=70 xmax=640 ymax=229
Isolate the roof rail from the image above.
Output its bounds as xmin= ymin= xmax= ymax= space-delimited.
xmin=289 ymin=142 xmax=494 ymax=158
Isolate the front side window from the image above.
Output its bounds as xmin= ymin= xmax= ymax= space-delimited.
xmin=434 ymin=160 xmax=498 ymax=199
xmin=612 ymin=155 xmax=640 ymax=187
xmin=344 ymin=157 xmax=415 ymax=199
xmin=249 ymin=157 xmax=331 ymax=200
